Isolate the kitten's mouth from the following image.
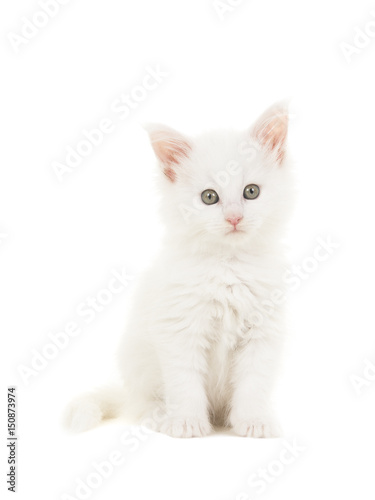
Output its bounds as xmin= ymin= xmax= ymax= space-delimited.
xmin=226 ymin=227 xmax=245 ymax=235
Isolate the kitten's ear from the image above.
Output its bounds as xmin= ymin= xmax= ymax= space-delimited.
xmin=251 ymin=101 xmax=289 ymax=164
xmin=144 ymin=124 xmax=192 ymax=182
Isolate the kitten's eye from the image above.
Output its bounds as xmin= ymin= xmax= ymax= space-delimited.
xmin=243 ymin=184 xmax=260 ymax=200
xmin=201 ymin=189 xmax=219 ymax=205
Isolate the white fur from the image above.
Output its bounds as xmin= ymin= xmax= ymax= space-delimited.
xmin=65 ymin=102 xmax=294 ymax=438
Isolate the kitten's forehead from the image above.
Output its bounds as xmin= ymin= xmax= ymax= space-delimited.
xmin=190 ymin=130 xmax=266 ymax=188
xmin=193 ymin=130 xmax=246 ymax=169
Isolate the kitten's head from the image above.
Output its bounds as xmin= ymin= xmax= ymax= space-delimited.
xmin=145 ymin=102 xmax=294 ymax=252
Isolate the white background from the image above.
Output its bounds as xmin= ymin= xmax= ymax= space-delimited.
xmin=1 ymin=0 xmax=375 ymax=498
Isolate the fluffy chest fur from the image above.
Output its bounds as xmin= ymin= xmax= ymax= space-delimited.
xmin=152 ymin=250 xmax=284 ymax=339
xmin=198 ymin=261 xmax=259 ymax=346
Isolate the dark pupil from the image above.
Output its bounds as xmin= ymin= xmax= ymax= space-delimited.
xmin=207 ymin=193 xmax=213 ymax=199
xmin=249 ymin=188 xmax=254 ymax=194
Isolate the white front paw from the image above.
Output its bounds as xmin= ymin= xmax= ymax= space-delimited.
xmin=158 ymin=416 xmax=211 ymax=438
xmin=232 ymin=416 xmax=282 ymax=438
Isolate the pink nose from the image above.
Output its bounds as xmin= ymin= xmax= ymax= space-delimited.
xmin=226 ymin=216 xmax=243 ymax=227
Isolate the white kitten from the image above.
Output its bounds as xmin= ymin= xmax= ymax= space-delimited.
xmin=65 ymin=102 xmax=294 ymax=438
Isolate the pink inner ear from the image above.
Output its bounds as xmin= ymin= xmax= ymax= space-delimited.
xmin=254 ymin=108 xmax=288 ymax=163
xmin=147 ymin=126 xmax=191 ymax=181
xmin=164 ymin=166 xmax=176 ymax=182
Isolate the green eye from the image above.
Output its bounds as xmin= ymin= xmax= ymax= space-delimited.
xmin=201 ymin=189 xmax=219 ymax=205
xmin=243 ymin=184 xmax=260 ymax=200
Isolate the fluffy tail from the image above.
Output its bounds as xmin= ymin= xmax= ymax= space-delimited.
xmin=63 ymin=385 xmax=129 ymax=433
